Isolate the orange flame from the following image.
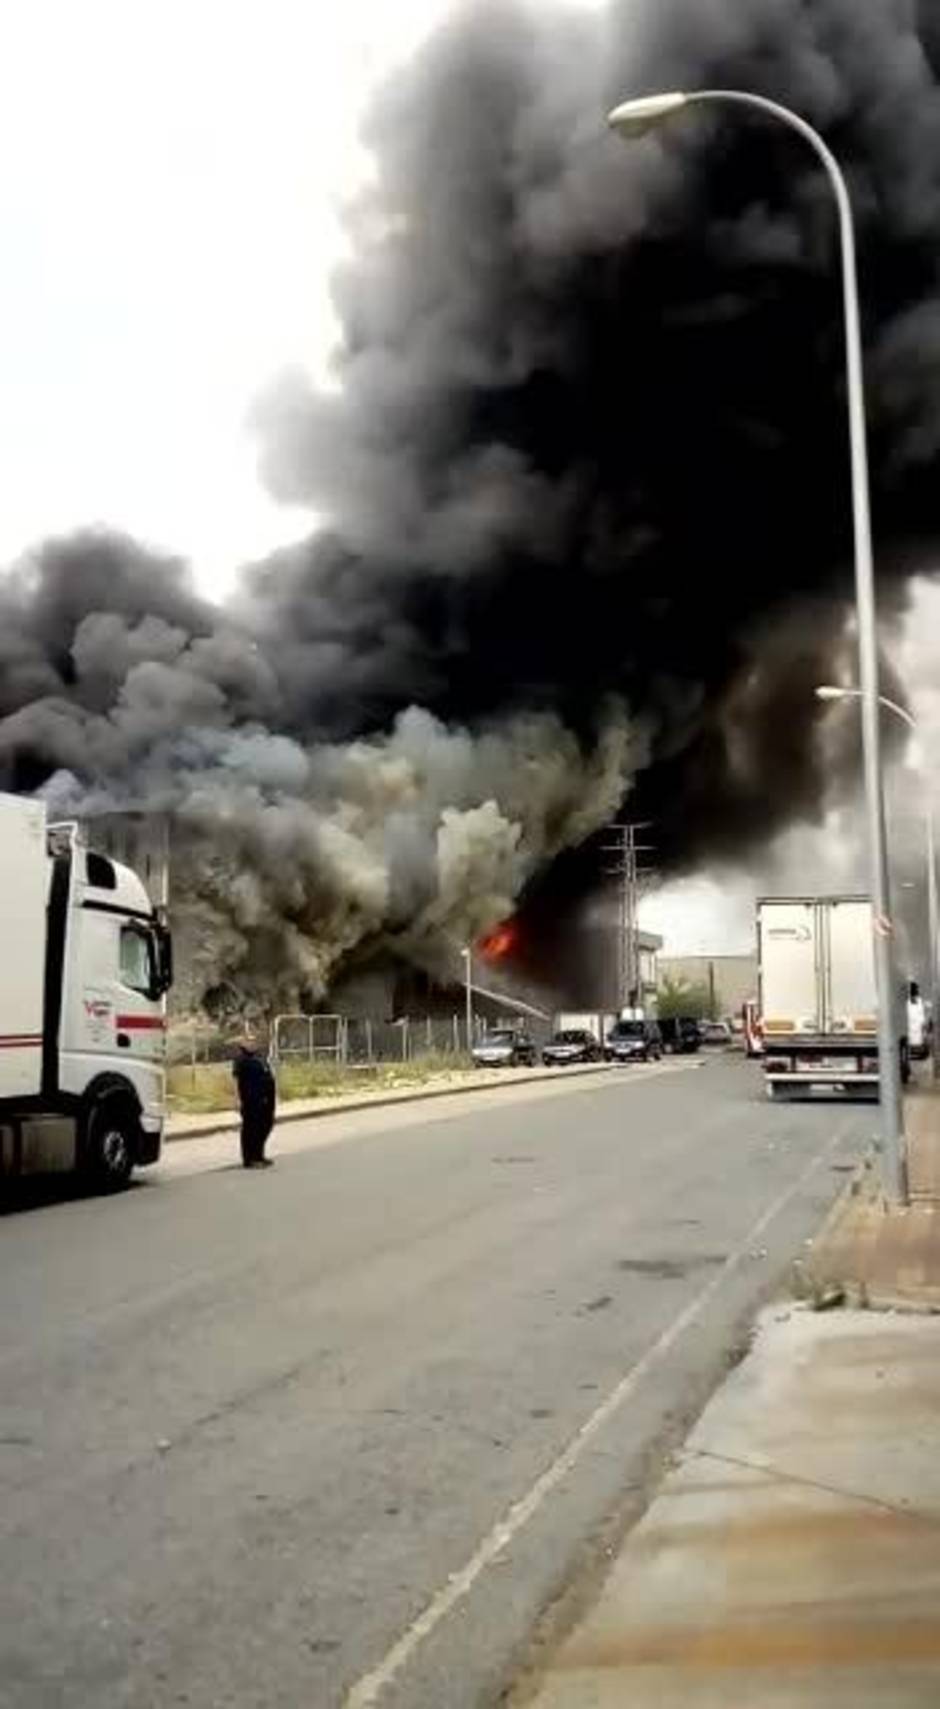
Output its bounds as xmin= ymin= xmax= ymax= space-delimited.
xmin=479 ymin=922 xmax=517 ymax=961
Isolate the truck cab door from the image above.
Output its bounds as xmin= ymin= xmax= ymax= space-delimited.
xmin=114 ymin=922 xmax=167 ymax=1064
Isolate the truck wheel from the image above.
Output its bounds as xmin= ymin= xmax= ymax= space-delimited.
xmin=900 ymin=1041 xmax=912 ymax=1086
xmin=85 ymin=1098 xmax=136 ymax=1192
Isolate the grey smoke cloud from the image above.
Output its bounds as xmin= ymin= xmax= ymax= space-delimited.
xmin=13 ymin=561 xmax=641 ymax=1008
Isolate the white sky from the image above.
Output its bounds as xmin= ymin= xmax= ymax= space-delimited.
xmin=0 ymin=0 xmax=450 ymax=592
xmin=0 ymin=0 xmax=613 ymax=593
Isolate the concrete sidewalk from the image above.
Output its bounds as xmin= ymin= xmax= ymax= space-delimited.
xmin=517 ymin=1308 xmax=940 ymax=1708
xmin=513 ymin=1085 xmax=940 ymax=1707
xmin=165 ymin=1059 xmax=616 ymax=1142
xmin=906 ymin=1078 xmax=940 ymax=1200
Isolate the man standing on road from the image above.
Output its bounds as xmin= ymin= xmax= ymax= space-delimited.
xmin=233 ymin=1035 xmax=277 ymax=1169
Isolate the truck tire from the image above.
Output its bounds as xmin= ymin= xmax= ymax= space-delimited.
xmin=900 ymin=1041 xmax=912 ymax=1086
xmin=84 ymin=1096 xmax=137 ymax=1192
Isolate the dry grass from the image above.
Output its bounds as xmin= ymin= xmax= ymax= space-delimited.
xmin=166 ymin=1051 xmax=473 ymax=1115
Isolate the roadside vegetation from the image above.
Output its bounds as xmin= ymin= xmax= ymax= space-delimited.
xmin=167 ymin=1051 xmax=475 ymax=1115
xmin=657 ymin=976 xmax=716 ymax=1021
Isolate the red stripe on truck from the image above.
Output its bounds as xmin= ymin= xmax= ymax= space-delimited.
xmin=0 ymin=1034 xmax=42 ymax=1047
xmin=116 ymin=1015 xmax=166 ymax=1031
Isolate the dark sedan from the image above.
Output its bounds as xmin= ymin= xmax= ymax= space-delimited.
xmin=605 ymin=1019 xmax=663 ymax=1064
xmin=659 ymin=1016 xmax=701 ymax=1055
xmin=542 ymin=1029 xmax=603 ymax=1067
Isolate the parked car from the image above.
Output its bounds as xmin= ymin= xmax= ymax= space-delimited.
xmin=605 ymin=1018 xmax=662 ymax=1064
xmin=658 ymin=1016 xmax=701 ymax=1055
xmin=471 ymin=1027 xmax=537 ymax=1068
xmin=700 ymin=1019 xmax=733 ymax=1048
xmin=542 ymin=1028 xmax=603 ymax=1067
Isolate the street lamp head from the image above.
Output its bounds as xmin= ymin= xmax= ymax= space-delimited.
xmin=607 ymin=92 xmax=689 ymax=139
xmin=815 ymin=685 xmax=849 ymax=703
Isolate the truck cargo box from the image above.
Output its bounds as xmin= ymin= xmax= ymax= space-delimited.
xmin=0 ymin=795 xmax=49 ymax=1098
xmin=757 ymin=895 xmax=904 ymax=1098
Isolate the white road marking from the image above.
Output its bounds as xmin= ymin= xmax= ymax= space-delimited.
xmin=342 ymin=1115 xmax=850 ymax=1708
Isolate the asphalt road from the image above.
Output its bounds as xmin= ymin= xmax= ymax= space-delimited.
xmin=0 ymin=1060 xmax=871 ymax=1709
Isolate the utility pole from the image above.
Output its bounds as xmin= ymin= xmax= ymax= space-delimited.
xmin=461 ymin=946 xmax=473 ymax=1050
xmin=603 ymin=824 xmax=655 ymax=1012
xmin=608 ymin=87 xmax=905 ymax=1201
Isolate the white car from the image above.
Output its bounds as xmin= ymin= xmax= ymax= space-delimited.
xmin=471 ymin=1028 xmax=537 ymax=1068
xmin=700 ymin=1020 xmax=733 ymax=1048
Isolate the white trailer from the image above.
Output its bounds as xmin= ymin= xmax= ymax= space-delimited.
xmin=553 ymin=1012 xmax=617 ymax=1044
xmin=758 ymin=895 xmax=907 ymax=1100
xmin=0 ymin=795 xmax=173 ymax=1187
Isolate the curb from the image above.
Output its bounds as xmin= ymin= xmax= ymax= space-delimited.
xmin=813 ymin=1145 xmax=877 ymax=1235
xmin=789 ymin=1142 xmax=877 ymax=1304
xmin=165 ymin=1061 xmax=620 ymax=1144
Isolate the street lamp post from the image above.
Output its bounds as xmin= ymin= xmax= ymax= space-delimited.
xmin=609 ymin=89 xmax=905 ymax=1201
xmin=461 ymin=946 xmax=473 ymax=1051
xmin=817 ymin=684 xmax=940 ymax=1081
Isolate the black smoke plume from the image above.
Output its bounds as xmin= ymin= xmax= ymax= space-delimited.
xmin=2 ymin=0 xmax=940 ymax=1006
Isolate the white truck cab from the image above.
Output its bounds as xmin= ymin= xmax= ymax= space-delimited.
xmin=0 ymin=794 xmax=173 ymax=1188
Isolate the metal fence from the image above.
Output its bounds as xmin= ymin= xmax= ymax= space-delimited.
xmin=270 ymin=1012 xmax=476 ymax=1066
xmin=272 ymin=1013 xmax=346 ymax=1067
xmin=168 ymin=1010 xmax=554 ymax=1079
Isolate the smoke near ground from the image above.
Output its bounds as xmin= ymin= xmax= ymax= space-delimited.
xmin=0 ymin=534 xmax=639 ymax=1006
xmin=2 ymin=0 xmax=940 ymax=1007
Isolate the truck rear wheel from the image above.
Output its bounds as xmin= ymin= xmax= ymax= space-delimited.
xmin=84 ymin=1097 xmax=137 ymax=1192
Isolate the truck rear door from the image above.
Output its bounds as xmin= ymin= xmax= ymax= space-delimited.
xmin=759 ymin=901 xmax=819 ymax=1039
xmin=826 ymin=899 xmax=876 ymax=1037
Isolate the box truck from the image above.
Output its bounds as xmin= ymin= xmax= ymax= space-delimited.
xmin=553 ymin=1012 xmax=617 ymax=1045
xmin=758 ymin=895 xmax=908 ymax=1100
xmin=0 ymin=794 xmax=173 ymax=1187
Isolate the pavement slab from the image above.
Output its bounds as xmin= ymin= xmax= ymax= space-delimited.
xmin=518 ymin=1308 xmax=940 ymax=1709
